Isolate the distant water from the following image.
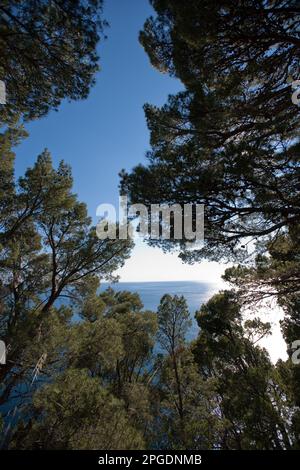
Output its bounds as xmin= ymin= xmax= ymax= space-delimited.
xmin=100 ymin=281 xmax=221 ymax=340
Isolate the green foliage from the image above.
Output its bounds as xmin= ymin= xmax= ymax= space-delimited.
xmin=1 ymin=141 xmax=298 ymax=450
xmin=156 ymin=347 xmax=222 ymax=450
xmin=119 ymin=4 xmax=300 ymax=448
xmin=11 ymin=369 xmax=144 ymax=450
xmin=2 ymin=284 xmax=159 ymax=450
xmin=1 ymin=0 xmax=300 ymax=452
xmin=121 ymin=0 xmax=300 ymax=263
xmin=193 ymin=290 xmax=296 ymax=449
xmin=157 ymin=294 xmax=191 ymax=354
xmin=0 ymin=0 xmax=107 ymax=123
xmin=0 ymin=139 xmax=133 ymax=418
xmin=153 ymin=294 xmax=222 ymax=449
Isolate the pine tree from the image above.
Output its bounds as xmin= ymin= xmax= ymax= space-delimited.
xmin=121 ymin=0 xmax=300 ymax=263
xmin=193 ymin=290 xmax=295 ymax=449
xmin=155 ymin=294 xmax=222 ymax=449
xmin=0 ymin=148 xmax=133 ymax=418
xmin=0 ymin=0 xmax=107 ymax=123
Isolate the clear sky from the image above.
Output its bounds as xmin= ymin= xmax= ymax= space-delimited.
xmin=14 ymin=0 xmax=226 ymax=284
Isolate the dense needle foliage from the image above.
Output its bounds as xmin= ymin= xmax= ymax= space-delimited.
xmin=1 ymin=0 xmax=300 ymax=450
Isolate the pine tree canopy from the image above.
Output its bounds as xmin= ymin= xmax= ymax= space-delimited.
xmin=1 ymin=0 xmax=300 ymax=452
xmin=0 ymin=0 xmax=106 ymax=123
xmin=121 ymin=0 xmax=300 ymax=263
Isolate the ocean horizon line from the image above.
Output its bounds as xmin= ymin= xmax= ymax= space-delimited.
xmin=101 ymin=280 xmax=222 ymax=284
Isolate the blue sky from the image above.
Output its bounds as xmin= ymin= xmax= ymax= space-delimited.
xmin=14 ymin=0 xmax=225 ymax=284
xmin=15 ymin=0 xmax=182 ymax=209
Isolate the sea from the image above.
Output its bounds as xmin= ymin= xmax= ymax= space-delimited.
xmin=100 ymin=281 xmax=287 ymax=362
xmin=100 ymin=281 xmax=222 ymax=341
